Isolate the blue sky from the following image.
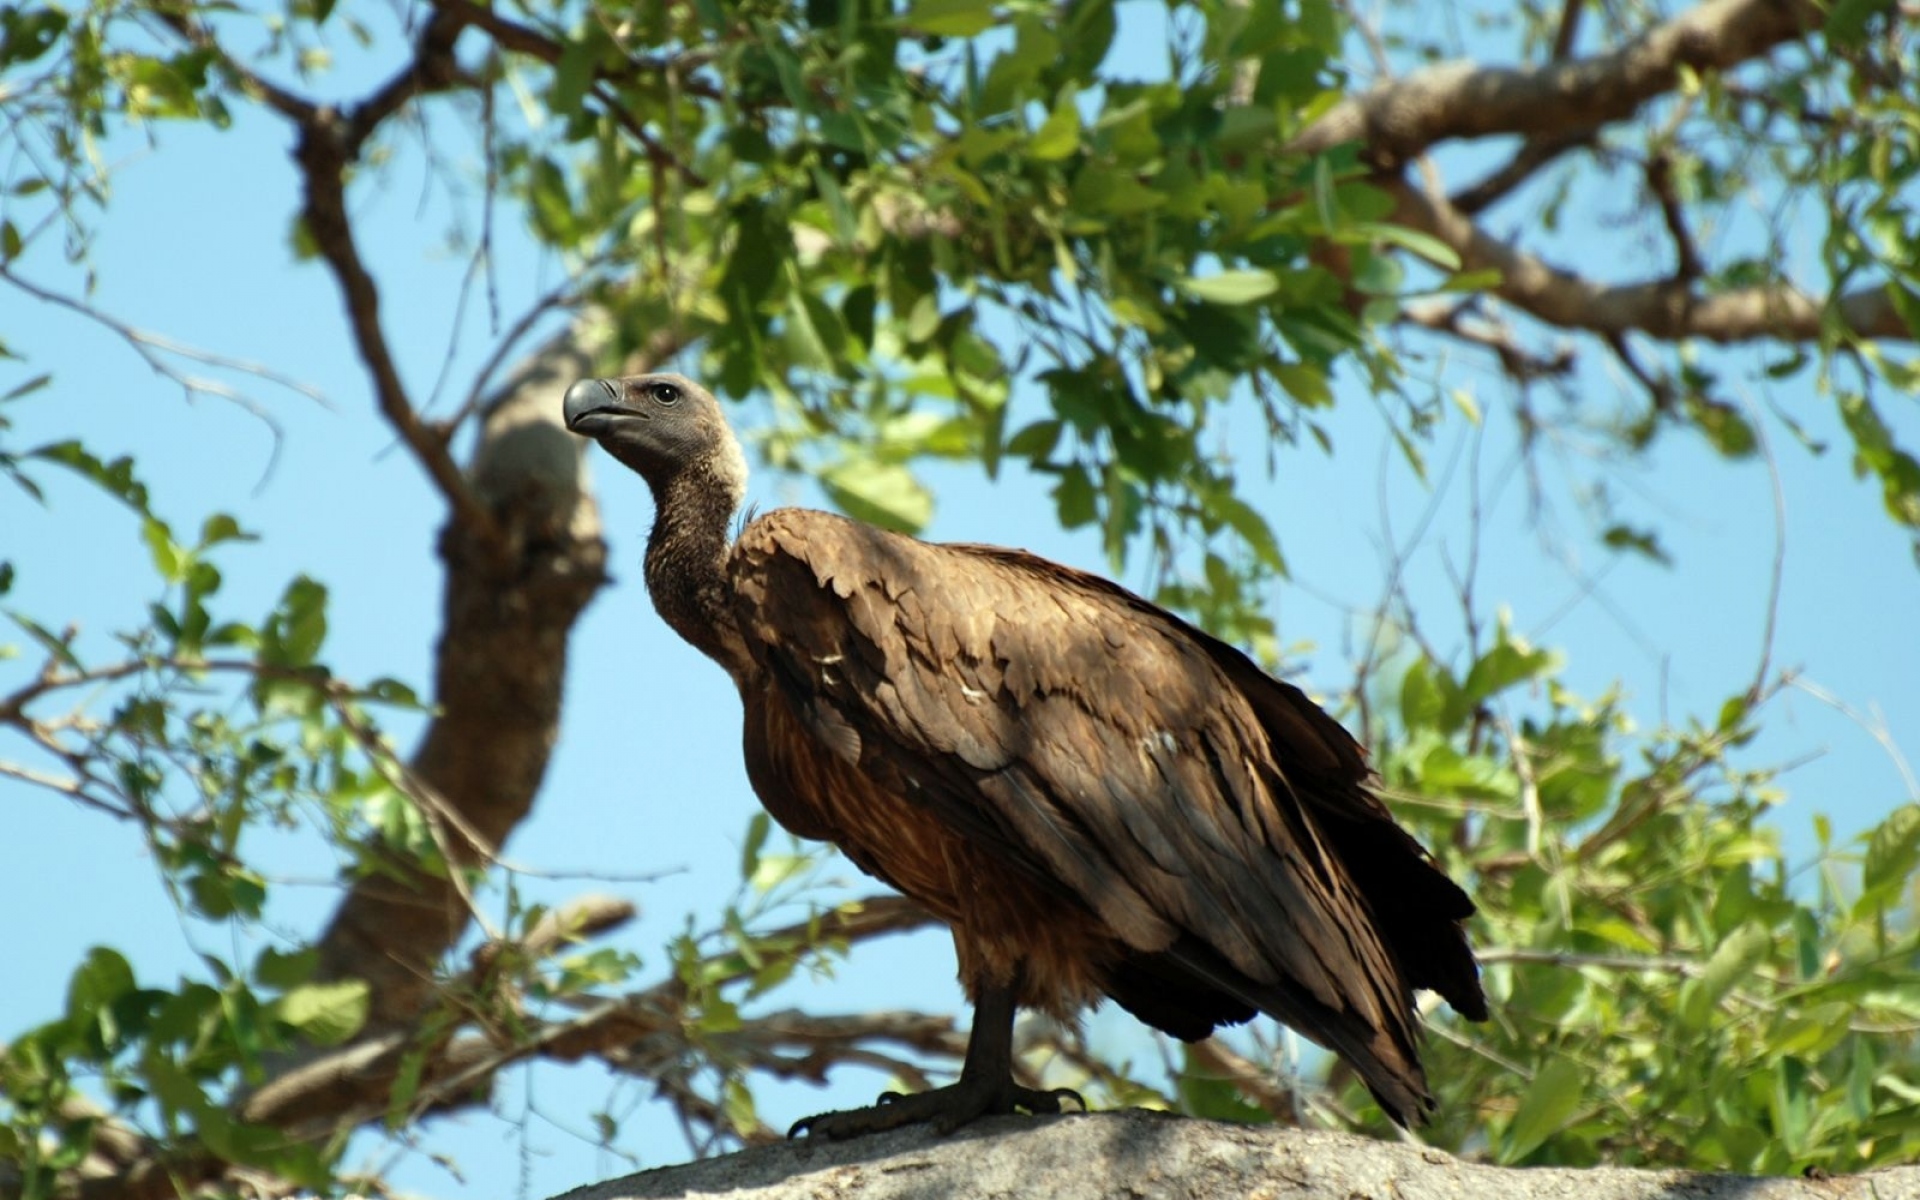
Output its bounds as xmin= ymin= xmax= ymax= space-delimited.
xmin=4 ymin=5 xmax=1919 ymax=1197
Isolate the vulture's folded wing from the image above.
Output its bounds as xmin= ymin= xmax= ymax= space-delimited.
xmin=728 ymin=510 xmax=1477 ymax=1090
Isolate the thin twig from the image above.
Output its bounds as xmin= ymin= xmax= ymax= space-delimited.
xmin=1645 ymin=151 xmax=1704 ymax=281
xmin=0 ymin=265 xmax=302 ymax=479
xmin=1746 ymin=401 xmax=1788 ymax=703
xmin=294 ymin=114 xmax=496 ymax=538
xmin=1789 ymin=677 xmax=1920 ymax=800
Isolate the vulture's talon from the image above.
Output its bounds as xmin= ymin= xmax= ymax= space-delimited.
xmin=1037 ymin=1085 xmax=1086 ymax=1114
xmin=790 ymin=1074 xmax=1080 ymax=1139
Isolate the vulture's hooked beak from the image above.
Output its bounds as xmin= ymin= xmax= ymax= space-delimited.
xmin=562 ymin=377 xmax=641 ymax=437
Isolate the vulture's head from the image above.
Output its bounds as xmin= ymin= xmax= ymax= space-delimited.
xmin=562 ymin=373 xmax=747 ymax=496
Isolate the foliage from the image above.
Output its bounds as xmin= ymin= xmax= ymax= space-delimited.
xmin=1378 ymin=637 xmax=1920 ymax=1173
xmin=3 ymin=0 xmax=1920 ymax=1195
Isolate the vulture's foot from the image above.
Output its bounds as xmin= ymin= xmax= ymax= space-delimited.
xmin=788 ymin=1077 xmax=1085 ymax=1139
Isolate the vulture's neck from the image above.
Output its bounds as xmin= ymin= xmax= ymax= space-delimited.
xmin=644 ymin=458 xmax=751 ymax=678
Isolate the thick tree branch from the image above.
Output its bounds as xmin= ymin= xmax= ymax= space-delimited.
xmin=1386 ymin=178 xmax=1910 ymax=343
xmin=564 ymin=1112 xmax=1920 ymax=1200
xmin=11 ymin=898 xmax=937 ymax=1200
xmin=309 ymin=332 xmax=611 ymax=1021
xmin=1291 ymin=0 xmax=1821 ymax=161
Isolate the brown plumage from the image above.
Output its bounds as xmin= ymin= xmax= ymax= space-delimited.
xmin=563 ymin=372 xmax=1484 ymax=1136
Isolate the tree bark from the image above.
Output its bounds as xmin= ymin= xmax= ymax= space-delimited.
xmin=1290 ymin=0 xmax=1821 ymax=162
xmin=558 ymin=1111 xmax=1920 ymax=1200
xmin=312 ymin=332 xmax=609 ymax=1024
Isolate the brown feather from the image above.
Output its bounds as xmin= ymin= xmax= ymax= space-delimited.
xmin=727 ymin=508 xmax=1483 ymax=1123
xmin=566 ymin=370 xmax=1480 ymax=1127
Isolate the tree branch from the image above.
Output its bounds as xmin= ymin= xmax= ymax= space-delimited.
xmin=1385 ymin=177 xmax=1911 ymax=343
xmin=307 ymin=330 xmax=610 ymax=1022
xmin=12 ymin=895 xmax=937 ymax=1200
xmin=562 ymin=1111 xmax=1920 ymax=1200
xmin=1400 ymin=301 xmax=1577 ymax=381
xmin=1646 ymin=149 xmax=1704 ymax=281
xmin=1449 ymin=128 xmax=1595 ymax=215
xmin=1291 ymin=0 xmax=1822 ymax=162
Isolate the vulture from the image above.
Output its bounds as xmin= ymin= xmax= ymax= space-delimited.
xmin=563 ymin=372 xmax=1484 ymax=1138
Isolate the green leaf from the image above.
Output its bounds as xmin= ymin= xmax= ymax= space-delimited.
xmin=740 ymin=811 xmax=771 ymax=882
xmin=1826 ymin=0 xmax=1893 ymax=48
xmin=1501 ymin=1056 xmax=1584 ymax=1162
xmin=1211 ymin=492 xmax=1285 ymax=572
xmin=552 ymin=35 xmax=596 ymax=116
xmin=1180 ymin=269 xmax=1279 ymax=305
xmin=31 ymin=440 xmax=151 ymax=512
xmin=0 ymin=7 xmax=66 ymax=67
xmin=1176 ymin=1046 xmax=1272 ymax=1123
xmin=1345 ymin=221 xmax=1462 ymax=269
xmin=1602 ymin=523 xmax=1672 ymax=565
xmin=1272 ymin=363 xmax=1332 ymax=408
xmin=721 ymin=1076 xmax=757 ymax=1133
xmin=66 ymin=947 xmax=137 ymax=1028
xmin=142 ymin=516 xmax=187 ymax=583
xmin=1461 ymin=631 xmax=1560 ymax=707
xmin=1296 ymin=0 xmax=1340 ymax=53
xmin=198 ymin=513 xmax=249 ymax=548
xmin=1862 ymin=804 xmax=1920 ymax=901
xmin=1029 ymin=90 xmax=1080 ymax=161
xmin=273 ymin=980 xmax=369 ymax=1046
xmin=821 ymin=460 xmax=933 ymax=532
xmin=785 ymin=290 xmax=843 ymax=371
xmin=1439 ymin=269 xmax=1504 ymax=293
xmin=1839 ymin=393 xmax=1920 ymax=529
xmin=254 ymin=947 xmax=318 ymax=990
xmin=903 ymin=0 xmax=996 ymax=37
xmin=388 ymin=1046 xmax=429 ymax=1126
xmin=187 ymin=866 xmax=266 ymax=920
xmin=8 ymin=610 xmax=81 ymax=670
xmin=1772 ymin=1055 xmax=1812 ymax=1155
xmin=263 ymin=576 xmax=328 ymax=668
xmin=141 ymin=1047 xmax=209 ymax=1120
xmin=1679 ymin=921 xmax=1772 ymax=1028
xmin=750 ymin=852 xmax=809 ymax=893
xmin=1006 ymin=419 xmax=1063 ymax=461
xmin=365 ymin=676 xmax=421 ymax=707
xmin=1685 ymin=395 xmax=1759 ymax=459
xmin=2 ymin=371 xmax=50 ymax=402
xmin=1400 ymin=659 xmax=1454 ymax=732
xmin=1054 ymin=465 xmax=1096 ymax=528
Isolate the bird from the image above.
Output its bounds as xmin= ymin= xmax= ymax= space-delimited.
xmin=563 ymin=371 xmax=1484 ymax=1138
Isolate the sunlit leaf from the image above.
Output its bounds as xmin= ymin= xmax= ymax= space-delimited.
xmin=902 ymin=0 xmax=996 ymax=36
xmin=1501 ymin=1056 xmax=1584 ymax=1162
xmin=821 ymin=460 xmax=933 ymax=532
xmin=274 ymin=981 xmax=369 ymax=1046
xmin=1180 ymin=269 xmax=1279 ymax=305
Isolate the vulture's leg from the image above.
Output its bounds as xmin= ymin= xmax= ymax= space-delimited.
xmin=788 ymin=977 xmax=1084 ymax=1139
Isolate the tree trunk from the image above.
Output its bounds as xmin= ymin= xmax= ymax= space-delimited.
xmin=556 ymin=1111 xmax=1919 ymax=1200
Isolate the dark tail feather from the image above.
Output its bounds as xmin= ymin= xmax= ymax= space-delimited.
xmin=1104 ymin=951 xmax=1257 ymax=1043
xmin=1317 ymin=809 xmax=1487 ymax=1021
xmin=1154 ymin=935 xmax=1437 ymax=1127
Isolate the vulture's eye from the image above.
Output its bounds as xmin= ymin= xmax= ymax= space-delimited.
xmin=649 ymin=382 xmax=681 ymax=407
